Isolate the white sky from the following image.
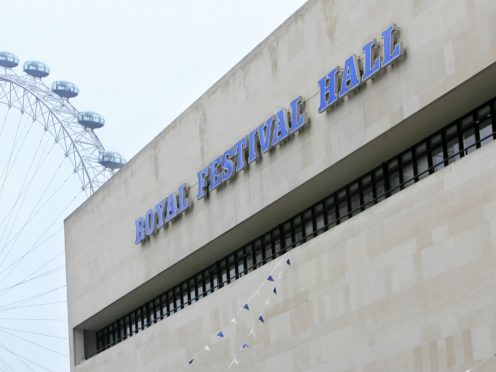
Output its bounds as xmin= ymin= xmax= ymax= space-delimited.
xmin=0 ymin=1 xmax=307 ymax=370
xmin=2 ymin=0 xmax=308 ymax=161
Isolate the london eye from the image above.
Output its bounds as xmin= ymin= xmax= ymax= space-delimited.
xmin=0 ymin=50 xmax=124 ymax=371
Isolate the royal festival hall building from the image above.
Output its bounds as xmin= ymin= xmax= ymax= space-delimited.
xmin=65 ymin=0 xmax=496 ymax=371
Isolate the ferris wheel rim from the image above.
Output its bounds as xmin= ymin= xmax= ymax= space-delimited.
xmin=0 ymin=69 xmax=113 ymax=195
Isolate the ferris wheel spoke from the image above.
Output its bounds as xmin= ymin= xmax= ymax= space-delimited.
xmin=0 ymin=342 xmax=36 ymax=372
xmin=0 ymin=107 xmax=10 ymax=139
xmin=1 ymin=146 xmax=64 ymax=237
xmin=0 ymin=131 xmax=52 ymax=238
xmin=0 ymin=326 xmax=68 ymax=360
xmin=0 ymin=265 xmax=64 ymax=300
xmin=0 ymin=228 xmax=62 ymax=287
xmin=0 ymin=285 xmax=66 ymax=312
xmin=0 ymin=301 xmax=66 ymax=312
xmin=0 ymin=54 xmax=126 ymax=370
xmin=0 ymin=345 xmax=18 ymax=372
xmin=0 ymin=170 xmax=75 ymax=261
xmin=0 ymin=189 xmax=82 ymax=282
xmin=0 ymin=327 xmax=66 ymax=340
xmin=0 ymin=113 xmax=24 ymax=188
xmin=0 ymin=137 xmax=58 ymax=252
xmin=0 ymin=339 xmax=54 ymax=372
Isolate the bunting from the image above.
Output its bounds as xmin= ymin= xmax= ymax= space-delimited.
xmin=183 ymin=253 xmax=294 ymax=370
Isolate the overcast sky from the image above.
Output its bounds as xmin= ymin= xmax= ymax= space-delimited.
xmin=2 ymin=0 xmax=308 ymax=161
xmin=0 ymin=1 xmax=307 ymax=370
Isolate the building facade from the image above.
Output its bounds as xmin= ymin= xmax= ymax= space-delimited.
xmin=65 ymin=0 xmax=496 ymax=370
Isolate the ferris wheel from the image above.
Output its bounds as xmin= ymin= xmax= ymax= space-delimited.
xmin=0 ymin=51 xmax=125 ymax=195
xmin=0 ymin=51 xmax=125 ymax=371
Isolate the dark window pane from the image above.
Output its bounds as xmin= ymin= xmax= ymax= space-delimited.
xmin=477 ymin=105 xmax=493 ymax=145
xmin=168 ymin=291 xmax=175 ymax=314
xmin=189 ymin=278 xmax=196 ymax=303
xmin=314 ymin=203 xmax=325 ymax=234
xmin=461 ymin=115 xmax=476 ymax=153
xmin=349 ymin=182 xmax=360 ymax=216
xmin=175 ymin=287 xmax=181 ymax=309
xmin=282 ymin=222 xmax=292 ymax=249
xmin=155 ymin=298 xmax=161 ymax=320
xmin=245 ymin=245 xmax=254 ymax=271
xmin=254 ymin=239 xmax=263 ymax=266
xmin=161 ymin=294 xmax=168 ymax=316
xmin=444 ymin=125 xmax=460 ymax=164
xmin=324 ymin=196 xmax=336 ymax=227
xmin=182 ymin=282 xmax=189 ymax=306
xmin=108 ymin=325 xmax=114 ymax=344
xmin=236 ymin=251 xmax=245 ymax=276
xmin=196 ymin=273 xmax=204 ymax=298
xmin=125 ymin=315 xmax=131 ymax=337
xmin=374 ymin=169 xmax=385 ymax=201
xmin=119 ymin=319 xmax=125 ymax=340
xmin=204 ymin=271 xmax=212 ymax=293
xmin=103 ymin=328 xmax=109 ymax=346
xmin=96 ymin=331 xmax=103 ymax=350
xmin=115 ymin=321 xmax=121 ymax=341
xmin=415 ymin=143 xmax=429 ymax=179
xmin=219 ymin=260 xmax=228 ymax=285
xmin=212 ymin=266 xmax=219 ymax=289
xmin=388 ymin=159 xmax=400 ymax=194
xmin=272 ymin=228 xmax=281 ymax=256
xmin=136 ymin=309 xmax=142 ymax=331
xmin=263 ymin=233 xmax=273 ymax=260
xmin=401 ymin=151 xmax=414 ymax=187
xmin=147 ymin=303 xmax=154 ymax=325
xmin=430 ymin=134 xmax=444 ymax=170
xmin=303 ymin=209 xmax=313 ymax=239
xmin=228 ymin=255 xmax=236 ymax=281
xmin=337 ymin=190 xmax=348 ymax=222
xmin=360 ymin=175 xmax=373 ymax=208
xmin=293 ymin=215 xmax=303 ymax=244
xmin=142 ymin=305 xmax=149 ymax=328
xmin=130 ymin=313 xmax=136 ymax=334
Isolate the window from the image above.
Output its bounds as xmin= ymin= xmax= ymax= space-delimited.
xmin=477 ymin=105 xmax=493 ymax=145
xmin=414 ymin=143 xmax=428 ymax=180
xmin=314 ymin=203 xmax=325 ymax=234
xmin=94 ymin=97 xmax=496 ymax=357
xmin=461 ymin=115 xmax=476 ymax=153
xmin=337 ymin=190 xmax=348 ymax=223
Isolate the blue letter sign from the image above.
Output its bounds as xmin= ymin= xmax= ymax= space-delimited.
xmin=134 ymin=24 xmax=404 ymax=246
xmin=318 ymin=24 xmax=403 ymax=112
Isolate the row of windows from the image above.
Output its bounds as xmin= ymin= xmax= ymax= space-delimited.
xmin=94 ymin=97 xmax=496 ymax=356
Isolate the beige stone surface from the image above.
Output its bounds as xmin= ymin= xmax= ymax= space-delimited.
xmin=64 ymin=0 xmax=496 ymax=370
xmin=75 ymin=136 xmax=496 ymax=372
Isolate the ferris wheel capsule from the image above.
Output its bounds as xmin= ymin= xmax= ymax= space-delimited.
xmin=98 ymin=151 xmax=126 ymax=170
xmin=0 ymin=51 xmax=19 ymax=68
xmin=23 ymin=60 xmax=50 ymax=78
xmin=78 ymin=111 xmax=105 ymax=129
xmin=51 ymin=80 xmax=79 ymax=98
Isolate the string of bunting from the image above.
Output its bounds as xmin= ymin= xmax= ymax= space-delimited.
xmin=183 ymin=254 xmax=293 ymax=370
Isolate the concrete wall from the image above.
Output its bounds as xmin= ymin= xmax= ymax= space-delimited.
xmin=74 ymin=131 xmax=496 ymax=372
xmin=65 ymin=0 xmax=496 ymax=369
